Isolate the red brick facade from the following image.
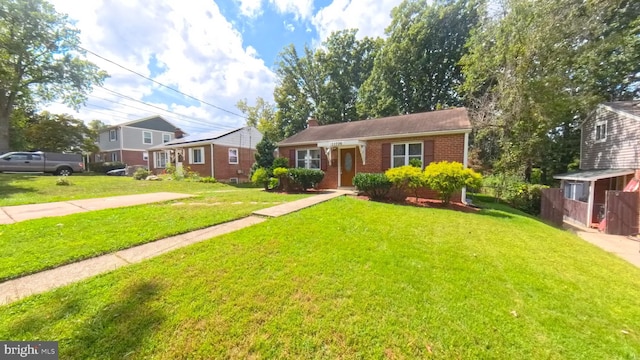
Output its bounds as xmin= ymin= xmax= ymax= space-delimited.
xmin=93 ymin=150 xmax=149 ymax=166
xmin=148 ymin=144 xmax=255 ymax=182
xmin=279 ymin=133 xmax=467 ymax=201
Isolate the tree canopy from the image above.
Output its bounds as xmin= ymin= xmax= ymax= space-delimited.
xmin=0 ymin=0 xmax=108 ymax=152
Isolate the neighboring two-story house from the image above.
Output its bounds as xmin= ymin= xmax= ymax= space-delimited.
xmin=148 ymin=126 xmax=262 ymax=183
xmin=93 ymin=116 xmax=179 ymax=166
xmin=554 ymin=101 xmax=640 ymax=229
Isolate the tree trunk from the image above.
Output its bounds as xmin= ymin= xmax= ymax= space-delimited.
xmin=0 ymin=108 xmax=11 ymax=153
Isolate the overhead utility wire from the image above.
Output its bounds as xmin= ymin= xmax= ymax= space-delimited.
xmin=88 ymin=92 xmax=234 ymax=131
xmin=97 ymin=86 xmax=236 ymax=131
xmin=77 ymin=45 xmax=247 ymax=119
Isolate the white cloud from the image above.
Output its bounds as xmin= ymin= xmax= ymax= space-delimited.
xmin=238 ymin=0 xmax=263 ymax=18
xmin=46 ymin=0 xmax=277 ymax=134
xmin=312 ymin=0 xmax=402 ymax=41
xmin=284 ymin=21 xmax=295 ymax=32
xmin=271 ymin=0 xmax=313 ymax=20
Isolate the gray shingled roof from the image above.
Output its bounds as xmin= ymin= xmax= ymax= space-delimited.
xmin=278 ymin=108 xmax=472 ymax=146
xmin=605 ymin=101 xmax=640 ymax=120
xmin=149 ymin=128 xmax=240 ymax=149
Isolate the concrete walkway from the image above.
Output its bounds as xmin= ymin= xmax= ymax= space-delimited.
xmin=0 ymin=192 xmax=194 ymax=224
xmin=0 ymin=190 xmax=348 ymax=306
xmin=565 ymin=223 xmax=640 ymax=268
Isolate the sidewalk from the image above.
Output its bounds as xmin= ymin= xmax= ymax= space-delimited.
xmin=0 ymin=192 xmax=194 ymax=224
xmin=0 ymin=190 xmax=348 ymax=305
xmin=564 ymin=222 xmax=640 ymax=268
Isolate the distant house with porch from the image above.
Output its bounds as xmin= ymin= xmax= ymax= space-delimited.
xmin=277 ymin=108 xmax=472 ymax=202
xmin=554 ymin=101 xmax=640 ymax=232
xmin=148 ymin=126 xmax=262 ymax=183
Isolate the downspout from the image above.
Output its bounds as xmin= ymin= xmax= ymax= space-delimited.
xmin=587 ymin=180 xmax=595 ymax=227
xmin=461 ymin=132 xmax=469 ymax=204
xmin=119 ymin=126 xmax=124 ymax=163
xmin=210 ymin=143 xmax=214 ymax=178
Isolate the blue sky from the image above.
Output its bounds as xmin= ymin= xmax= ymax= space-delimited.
xmin=46 ymin=0 xmax=403 ymax=134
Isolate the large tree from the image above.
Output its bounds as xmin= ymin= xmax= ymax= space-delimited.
xmin=236 ymin=97 xmax=281 ymax=142
xmin=359 ymin=0 xmax=482 ymax=117
xmin=461 ymin=0 xmax=640 ymax=180
xmin=0 ymin=0 xmax=108 ymax=152
xmin=24 ymin=112 xmax=97 ymax=153
xmin=274 ymin=29 xmax=381 ymax=137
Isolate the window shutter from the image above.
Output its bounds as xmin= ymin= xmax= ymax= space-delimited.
xmin=289 ymin=149 xmax=295 ymax=167
xmin=424 ymin=140 xmax=434 ymax=166
xmin=320 ymin=149 xmax=327 ymax=171
xmin=381 ymin=143 xmax=391 ymax=171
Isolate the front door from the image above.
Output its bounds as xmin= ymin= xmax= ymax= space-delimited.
xmin=340 ymin=148 xmax=356 ymax=187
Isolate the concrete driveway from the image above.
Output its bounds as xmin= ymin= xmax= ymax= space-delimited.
xmin=0 ymin=192 xmax=193 ymax=224
xmin=565 ymin=223 xmax=640 ymax=268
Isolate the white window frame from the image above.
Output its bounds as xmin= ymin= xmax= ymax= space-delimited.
xmin=154 ymin=152 xmax=167 ymax=168
xmin=228 ymin=148 xmax=239 ymax=164
xmin=564 ymin=181 xmax=588 ymax=202
xmin=163 ymin=133 xmax=171 ymax=143
xmin=595 ymin=121 xmax=607 ymax=142
xmin=190 ymin=147 xmax=205 ymax=164
xmin=391 ymin=142 xmax=423 ymax=168
xmin=142 ymin=131 xmax=152 ymax=145
xmin=109 ymin=129 xmax=117 ymax=142
xmin=296 ymin=148 xmax=321 ymax=169
xmin=111 ymin=152 xmax=118 ymax=162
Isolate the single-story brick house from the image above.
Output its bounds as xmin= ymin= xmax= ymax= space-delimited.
xmin=149 ymin=126 xmax=262 ymax=182
xmin=277 ymin=108 xmax=472 ymax=201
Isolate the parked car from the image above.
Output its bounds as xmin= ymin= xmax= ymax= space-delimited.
xmin=0 ymin=151 xmax=84 ymax=175
xmin=106 ymin=168 xmax=127 ymax=176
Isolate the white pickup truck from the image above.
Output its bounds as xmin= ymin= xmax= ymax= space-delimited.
xmin=0 ymin=151 xmax=84 ymax=175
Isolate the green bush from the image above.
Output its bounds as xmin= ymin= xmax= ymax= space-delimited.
xmin=88 ymin=161 xmax=125 ymax=174
xmin=424 ymin=161 xmax=482 ymax=204
xmin=353 ymin=173 xmax=392 ymax=200
xmin=132 ymin=168 xmax=150 ymax=180
xmin=251 ymin=167 xmax=270 ymax=190
xmin=507 ymin=183 xmax=548 ymax=215
xmin=288 ymin=168 xmax=324 ymax=191
xmin=409 ymin=158 xmax=422 ymax=168
xmin=55 ymin=177 xmax=71 ymax=186
xmin=272 ymin=167 xmax=289 ymax=191
xmin=198 ymin=176 xmax=217 ymax=183
xmin=272 ymin=157 xmax=289 ymax=169
xmin=385 ymin=165 xmax=427 ymax=200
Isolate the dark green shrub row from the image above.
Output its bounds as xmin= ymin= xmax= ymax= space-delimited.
xmin=353 ymin=173 xmax=392 ymax=200
xmin=287 ymin=168 xmax=324 ymax=191
xmin=88 ymin=161 xmax=125 ymax=173
xmin=481 ymin=174 xmax=548 ymax=215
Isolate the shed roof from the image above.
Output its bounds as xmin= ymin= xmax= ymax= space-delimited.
xmin=553 ymin=168 xmax=635 ymax=181
xmin=278 ymin=107 xmax=472 ymax=146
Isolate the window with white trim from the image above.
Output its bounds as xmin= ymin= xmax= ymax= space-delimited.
xmin=111 ymin=152 xmax=118 ymax=162
xmin=296 ymin=149 xmax=321 ymax=169
xmin=109 ymin=129 xmax=117 ymax=142
xmin=190 ymin=147 xmax=205 ymax=164
xmin=143 ymin=131 xmax=152 ymax=145
xmin=163 ymin=133 xmax=171 ymax=143
xmin=228 ymin=148 xmax=238 ymax=164
xmin=595 ymin=121 xmax=607 ymax=142
xmin=564 ymin=181 xmax=589 ymax=202
xmin=392 ymin=143 xmax=422 ymax=167
xmin=154 ymin=152 xmax=167 ymax=168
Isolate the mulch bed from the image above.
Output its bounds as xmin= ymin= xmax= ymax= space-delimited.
xmin=351 ymin=195 xmax=480 ymax=213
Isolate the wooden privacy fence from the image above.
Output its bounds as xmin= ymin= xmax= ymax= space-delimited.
xmin=540 ymin=188 xmax=564 ymax=226
xmin=605 ymin=191 xmax=639 ymax=236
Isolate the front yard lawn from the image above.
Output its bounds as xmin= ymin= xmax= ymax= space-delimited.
xmin=1 ymin=197 xmax=639 ymax=358
xmin=0 ymin=173 xmax=245 ymax=206
xmin=0 ymin=188 xmax=308 ymax=281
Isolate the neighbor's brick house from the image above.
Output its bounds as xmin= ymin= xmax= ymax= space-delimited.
xmin=93 ymin=115 xmax=179 ymax=166
xmin=278 ymin=108 xmax=472 ymax=201
xmin=149 ymin=126 xmax=262 ymax=182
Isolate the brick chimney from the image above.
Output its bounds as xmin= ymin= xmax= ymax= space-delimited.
xmin=174 ymin=128 xmax=185 ymax=139
xmin=307 ymin=117 xmax=318 ymax=127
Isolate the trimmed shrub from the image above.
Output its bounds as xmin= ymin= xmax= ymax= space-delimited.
xmin=272 ymin=157 xmax=289 ymax=169
xmin=55 ymin=177 xmax=71 ymax=186
xmin=385 ymin=165 xmax=427 ymax=200
xmin=198 ymin=176 xmax=217 ymax=183
xmin=132 ymin=168 xmax=150 ymax=180
xmin=424 ymin=161 xmax=482 ymax=204
xmin=288 ymin=168 xmax=324 ymax=191
xmin=251 ymin=167 xmax=270 ymax=190
xmin=353 ymin=173 xmax=392 ymax=200
xmin=508 ymin=183 xmax=548 ymax=215
xmin=409 ymin=158 xmax=422 ymax=168
xmin=272 ymin=167 xmax=289 ymax=191
xmin=88 ymin=161 xmax=125 ymax=173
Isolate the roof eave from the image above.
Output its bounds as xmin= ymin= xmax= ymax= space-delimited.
xmin=277 ymin=128 xmax=472 ymax=147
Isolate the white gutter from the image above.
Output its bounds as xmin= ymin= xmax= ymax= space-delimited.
xmin=210 ymin=144 xmax=214 ymax=178
xmin=277 ymin=129 xmax=472 ymax=147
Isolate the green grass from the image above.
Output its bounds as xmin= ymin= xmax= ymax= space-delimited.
xmin=2 ymin=197 xmax=639 ymax=358
xmin=0 ymin=188 xmax=308 ymax=281
xmin=0 ymin=173 xmax=258 ymax=206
